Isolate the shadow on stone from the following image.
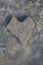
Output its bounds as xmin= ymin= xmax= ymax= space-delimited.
xmin=16 ymin=14 xmax=28 ymax=22
xmin=14 ymin=35 xmax=21 ymax=45
xmin=3 ymin=14 xmax=12 ymax=27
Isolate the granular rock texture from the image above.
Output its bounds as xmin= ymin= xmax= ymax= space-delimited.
xmin=0 ymin=0 xmax=43 ymax=65
xmin=7 ymin=17 xmax=35 ymax=46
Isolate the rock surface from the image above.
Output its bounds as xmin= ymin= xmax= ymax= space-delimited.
xmin=7 ymin=17 xmax=35 ymax=46
xmin=0 ymin=0 xmax=43 ymax=65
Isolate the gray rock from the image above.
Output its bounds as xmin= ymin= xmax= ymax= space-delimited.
xmin=7 ymin=17 xmax=35 ymax=46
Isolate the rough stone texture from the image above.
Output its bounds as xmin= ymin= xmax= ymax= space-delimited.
xmin=6 ymin=38 xmax=21 ymax=57
xmin=29 ymin=59 xmax=39 ymax=65
xmin=0 ymin=19 xmax=1 ymax=24
xmin=3 ymin=13 xmax=12 ymax=26
xmin=0 ymin=12 xmax=10 ymax=24
xmin=37 ymin=54 xmax=43 ymax=65
xmin=7 ymin=17 xmax=35 ymax=46
xmin=0 ymin=0 xmax=43 ymax=65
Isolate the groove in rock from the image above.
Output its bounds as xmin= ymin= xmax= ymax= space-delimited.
xmin=16 ymin=14 xmax=28 ymax=22
xmin=3 ymin=14 xmax=12 ymax=27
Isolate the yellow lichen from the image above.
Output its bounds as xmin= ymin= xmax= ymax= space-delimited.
xmin=27 ymin=1 xmax=33 ymax=7
xmin=7 ymin=44 xmax=12 ymax=49
xmin=38 ymin=12 xmax=43 ymax=18
xmin=5 ymin=32 xmax=9 ymax=35
xmin=16 ymin=2 xmax=21 ymax=8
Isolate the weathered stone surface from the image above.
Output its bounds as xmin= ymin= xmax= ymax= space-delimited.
xmin=37 ymin=54 xmax=43 ymax=65
xmin=7 ymin=17 xmax=35 ymax=46
xmin=0 ymin=12 xmax=10 ymax=25
xmin=6 ymin=36 xmax=21 ymax=57
xmin=7 ymin=43 xmax=21 ymax=56
xmin=29 ymin=59 xmax=39 ymax=65
xmin=3 ymin=13 xmax=12 ymax=26
xmin=0 ymin=24 xmax=21 ymax=57
xmin=0 ymin=19 xmax=1 ymax=24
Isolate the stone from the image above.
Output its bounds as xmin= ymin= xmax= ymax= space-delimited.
xmin=7 ymin=43 xmax=21 ymax=57
xmin=40 ymin=0 xmax=43 ymax=6
xmin=29 ymin=59 xmax=39 ymax=65
xmin=37 ymin=54 xmax=43 ymax=65
xmin=0 ymin=19 xmax=1 ymax=24
xmin=6 ymin=36 xmax=21 ymax=57
xmin=7 ymin=17 xmax=35 ymax=46
xmin=3 ymin=13 xmax=12 ymax=26
xmin=0 ymin=12 xmax=10 ymax=24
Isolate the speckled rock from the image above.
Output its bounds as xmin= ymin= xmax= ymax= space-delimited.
xmin=7 ymin=17 xmax=35 ymax=46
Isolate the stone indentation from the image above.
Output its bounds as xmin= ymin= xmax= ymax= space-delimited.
xmin=7 ymin=17 xmax=35 ymax=46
